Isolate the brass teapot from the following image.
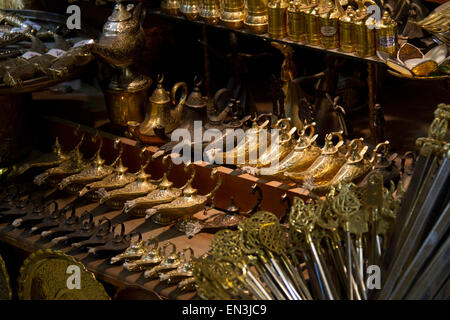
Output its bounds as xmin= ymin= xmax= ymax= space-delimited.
xmin=128 ymin=74 xmax=188 ymax=139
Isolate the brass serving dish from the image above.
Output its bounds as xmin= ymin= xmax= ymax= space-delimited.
xmin=285 ymin=130 xmax=346 ymax=185
xmin=145 ymin=165 xmax=222 ymax=225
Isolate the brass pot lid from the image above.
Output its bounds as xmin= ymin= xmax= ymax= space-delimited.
xmin=18 ymin=249 xmax=110 ymax=300
xmin=0 ymin=254 xmax=12 ymax=300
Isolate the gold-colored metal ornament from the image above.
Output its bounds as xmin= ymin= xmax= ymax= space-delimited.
xmin=98 ymin=149 xmax=158 ymax=210
xmin=33 ymin=131 xmax=87 ymax=187
xmin=285 ymin=130 xmax=346 ymax=185
xmin=18 ymin=249 xmax=110 ymax=300
xmin=353 ymin=1 xmax=376 ymax=57
xmin=200 ymin=0 xmax=221 ymax=24
xmin=305 ymin=0 xmax=321 ymax=45
xmin=180 ymin=0 xmax=201 ymax=21
xmin=132 ymin=74 xmax=187 ymax=137
xmin=376 ymin=11 xmax=398 ymax=57
xmin=221 ymin=0 xmax=246 ymax=29
xmin=110 ymin=233 xmax=146 ymax=264
xmin=144 ymin=242 xmax=182 ymax=279
xmin=58 ymin=134 xmax=113 ymax=194
xmin=0 ymin=254 xmax=12 ymax=300
xmin=161 ymin=0 xmax=181 ymax=16
xmin=159 ymin=247 xmax=195 ymax=283
xmin=245 ymin=0 xmax=269 ymax=34
xmin=79 ymin=139 xmax=136 ymax=201
xmin=268 ymin=0 xmax=289 ymax=38
xmin=339 ymin=5 xmax=355 ymax=52
xmin=123 ymin=238 xmax=163 ymax=271
xmin=319 ymin=0 xmax=343 ymax=49
xmin=146 ymin=166 xmax=222 ymax=225
xmin=287 ymin=0 xmax=308 ymax=42
xmin=8 ymin=138 xmax=70 ymax=178
xmin=122 ymin=156 xmax=187 ymax=216
xmin=253 ymin=122 xmax=321 ymax=179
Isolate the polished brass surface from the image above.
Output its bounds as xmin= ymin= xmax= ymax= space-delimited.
xmin=245 ymin=0 xmax=269 ymax=34
xmin=161 ymin=0 xmax=181 ymax=16
xmin=221 ymin=0 xmax=246 ymax=29
xmin=58 ymin=134 xmax=113 ymax=194
xmin=339 ymin=5 xmax=356 ymax=52
xmin=8 ymin=138 xmax=70 ymax=178
xmin=110 ymin=233 xmax=146 ymax=264
xmin=18 ymin=249 xmax=110 ymax=300
xmin=268 ymin=0 xmax=288 ymax=38
xmin=305 ymin=0 xmax=321 ymax=45
xmin=285 ymin=131 xmax=346 ymax=185
xmin=159 ymin=247 xmax=195 ymax=283
xmin=124 ymin=238 xmax=163 ymax=272
xmin=287 ymin=0 xmax=308 ymax=42
xmin=99 ymin=149 xmax=159 ymax=210
xmin=137 ymin=74 xmax=187 ymax=137
xmin=144 ymin=242 xmax=182 ymax=279
xmin=180 ymin=0 xmax=201 ymax=21
xmin=123 ymin=156 xmax=186 ymax=216
xmin=376 ymin=11 xmax=397 ymax=57
xmin=200 ymin=0 xmax=221 ymax=24
xmin=353 ymin=2 xmax=376 ymax=57
xmin=146 ymin=166 xmax=222 ymax=225
xmin=319 ymin=0 xmax=343 ymax=49
xmin=104 ymin=76 xmax=152 ymax=126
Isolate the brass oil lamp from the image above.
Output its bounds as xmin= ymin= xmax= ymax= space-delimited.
xmin=221 ymin=0 xmax=246 ymax=29
xmin=245 ymin=0 xmax=269 ymax=34
xmin=376 ymin=11 xmax=398 ymax=57
xmin=268 ymin=0 xmax=289 ymax=38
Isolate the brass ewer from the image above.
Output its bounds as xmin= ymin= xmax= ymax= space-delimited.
xmin=285 ymin=130 xmax=346 ymax=185
xmin=319 ymin=0 xmax=343 ymax=49
xmin=221 ymin=0 xmax=246 ymax=29
xmin=161 ymin=0 xmax=181 ymax=16
xmin=245 ymin=0 xmax=269 ymax=34
xmin=200 ymin=0 xmax=221 ymax=24
xmin=376 ymin=11 xmax=398 ymax=57
xmin=287 ymin=0 xmax=308 ymax=42
xmin=339 ymin=5 xmax=356 ymax=52
xmin=132 ymin=74 xmax=188 ymax=137
xmin=305 ymin=0 xmax=321 ymax=45
xmin=268 ymin=0 xmax=289 ymax=38
xmin=180 ymin=0 xmax=201 ymax=21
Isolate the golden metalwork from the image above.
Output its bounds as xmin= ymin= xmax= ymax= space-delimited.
xmin=221 ymin=0 xmax=246 ymax=29
xmin=0 ymin=254 xmax=12 ymax=300
xmin=245 ymin=0 xmax=269 ymax=34
xmin=319 ymin=0 xmax=343 ymax=49
xmin=123 ymin=156 xmax=188 ymax=216
xmin=376 ymin=11 xmax=397 ymax=57
xmin=18 ymin=249 xmax=110 ymax=300
xmin=200 ymin=0 xmax=221 ymax=24
xmin=123 ymin=238 xmax=163 ymax=272
xmin=144 ymin=242 xmax=182 ymax=279
xmin=305 ymin=0 xmax=321 ymax=45
xmin=159 ymin=247 xmax=195 ymax=283
xmin=99 ymin=148 xmax=158 ymax=210
xmin=268 ymin=0 xmax=288 ymax=38
xmin=110 ymin=233 xmax=146 ymax=264
xmin=180 ymin=0 xmax=201 ymax=21
xmin=161 ymin=0 xmax=181 ymax=16
xmin=146 ymin=166 xmax=222 ymax=225
xmin=353 ymin=1 xmax=377 ymax=57
xmin=285 ymin=131 xmax=346 ymax=185
xmin=58 ymin=134 xmax=113 ymax=194
xmin=8 ymin=137 xmax=70 ymax=178
xmin=339 ymin=5 xmax=356 ymax=52
xmin=287 ymin=0 xmax=308 ymax=42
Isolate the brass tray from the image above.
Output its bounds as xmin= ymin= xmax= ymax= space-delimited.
xmin=18 ymin=249 xmax=110 ymax=300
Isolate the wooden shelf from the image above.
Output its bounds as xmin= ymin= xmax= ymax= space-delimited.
xmin=148 ymin=9 xmax=385 ymax=66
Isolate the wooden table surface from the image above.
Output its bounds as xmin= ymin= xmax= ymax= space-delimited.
xmin=0 ymin=185 xmax=217 ymax=300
